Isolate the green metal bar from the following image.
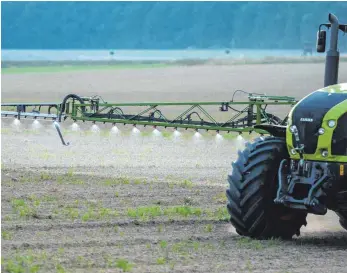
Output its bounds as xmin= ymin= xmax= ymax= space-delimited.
xmin=196 ymin=105 xmax=218 ymax=125
xmin=171 ymin=105 xmax=197 ymax=123
xmin=71 ymin=101 xmax=76 ymax=117
xmin=77 ymin=101 xmax=296 ymax=107
xmin=73 ymin=116 xmax=268 ymax=133
xmin=0 ymin=96 xmax=297 ymax=107
xmin=256 ymin=105 xmax=261 ymax=125
xmin=128 ymin=105 xmax=157 ymax=120
xmin=249 ymin=95 xmax=297 ymax=102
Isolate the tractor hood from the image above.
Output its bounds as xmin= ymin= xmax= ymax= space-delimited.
xmin=286 ymin=83 xmax=347 ymax=161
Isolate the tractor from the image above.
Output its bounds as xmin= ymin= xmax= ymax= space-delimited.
xmin=226 ymin=13 xmax=347 ymax=239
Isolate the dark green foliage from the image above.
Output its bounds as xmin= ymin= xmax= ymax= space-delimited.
xmin=2 ymin=1 xmax=347 ymax=49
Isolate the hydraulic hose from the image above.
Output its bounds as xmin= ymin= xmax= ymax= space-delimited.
xmin=58 ymin=94 xmax=85 ymax=122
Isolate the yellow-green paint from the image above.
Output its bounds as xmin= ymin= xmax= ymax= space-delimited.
xmin=286 ymin=83 xmax=347 ymax=163
xmin=319 ymin=82 xmax=347 ymax=94
xmin=285 ymin=90 xmax=318 ymax=158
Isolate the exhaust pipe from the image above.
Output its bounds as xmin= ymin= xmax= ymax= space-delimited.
xmin=324 ymin=13 xmax=340 ymax=87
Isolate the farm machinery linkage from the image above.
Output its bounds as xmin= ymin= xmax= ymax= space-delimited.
xmin=1 ymin=92 xmax=296 ymax=145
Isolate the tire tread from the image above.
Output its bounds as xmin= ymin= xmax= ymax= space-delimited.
xmin=227 ymin=136 xmax=307 ymax=239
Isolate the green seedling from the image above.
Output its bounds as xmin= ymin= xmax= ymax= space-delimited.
xmin=115 ymin=259 xmax=133 ymax=272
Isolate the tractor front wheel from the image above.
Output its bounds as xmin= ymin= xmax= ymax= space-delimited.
xmin=336 ymin=212 xmax=347 ymax=231
xmin=226 ymin=136 xmax=307 ymax=239
xmin=340 ymin=218 xmax=347 ymax=230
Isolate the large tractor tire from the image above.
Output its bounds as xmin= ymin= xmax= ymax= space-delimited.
xmin=340 ymin=218 xmax=347 ymax=230
xmin=226 ymin=136 xmax=307 ymax=239
xmin=336 ymin=212 xmax=347 ymax=231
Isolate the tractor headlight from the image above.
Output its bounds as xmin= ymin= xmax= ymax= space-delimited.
xmin=290 ymin=149 xmax=297 ymax=155
xmin=328 ymin=120 xmax=336 ymax=128
xmin=289 ymin=125 xmax=297 ymax=133
xmin=318 ymin=128 xmax=325 ymax=135
xmin=321 ymin=150 xmax=329 ymax=157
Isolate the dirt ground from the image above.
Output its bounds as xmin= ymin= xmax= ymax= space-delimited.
xmin=3 ymin=62 xmax=347 ymax=102
xmin=2 ymin=63 xmax=347 ymax=273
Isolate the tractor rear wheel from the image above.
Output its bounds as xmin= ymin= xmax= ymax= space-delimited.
xmin=226 ymin=136 xmax=307 ymax=239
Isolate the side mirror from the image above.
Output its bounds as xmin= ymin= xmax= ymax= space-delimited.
xmin=316 ymin=30 xmax=326 ymax=53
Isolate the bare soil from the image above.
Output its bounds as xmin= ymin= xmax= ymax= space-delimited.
xmin=3 ymin=62 xmax=347 ymax=103
xmin=2 ymin=63 xmax=347 ymax=273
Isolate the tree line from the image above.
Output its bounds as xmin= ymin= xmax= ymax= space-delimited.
xmin=2 ymin=1 xmax=347 ymax=50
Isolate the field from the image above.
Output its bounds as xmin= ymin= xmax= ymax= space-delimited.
xmin=2 ymin=62 xmax=347 ymax=272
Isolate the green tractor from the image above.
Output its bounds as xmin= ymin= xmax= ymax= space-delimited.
xmin=226 ymin=13 xmax=347 ymax=239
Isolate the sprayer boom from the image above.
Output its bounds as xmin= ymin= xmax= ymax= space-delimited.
xmin=1 ymin=91 xmax=296 ymax=145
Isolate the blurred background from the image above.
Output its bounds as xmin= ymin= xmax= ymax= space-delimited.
xmin=2 ymin=1 xmax=347 ymax=62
